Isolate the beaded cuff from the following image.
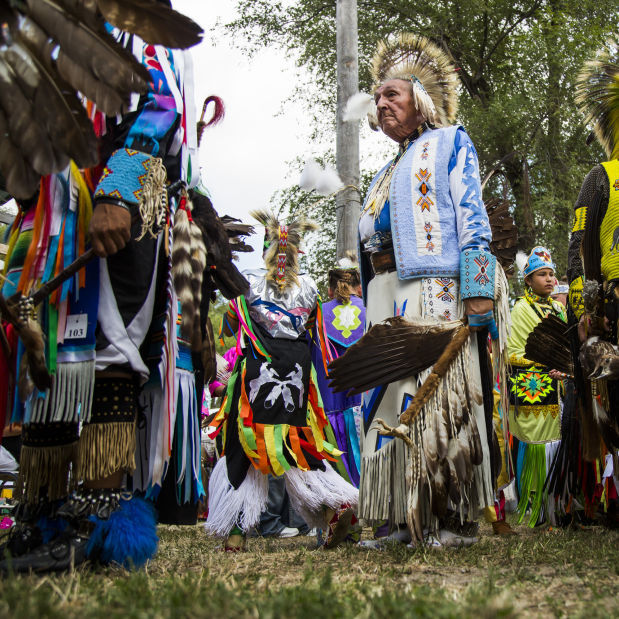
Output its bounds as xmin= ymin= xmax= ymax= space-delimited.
xmin=460 ymin=249 xmax=496 ymax=300
xmin=94 ymin=148 xmax=154 ymax=205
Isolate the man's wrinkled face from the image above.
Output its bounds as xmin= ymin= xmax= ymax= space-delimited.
xmin=374 ymin=79 xmax=424 ymax=143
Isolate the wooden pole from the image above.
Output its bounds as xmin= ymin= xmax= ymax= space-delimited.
xmin=335 ymin=0 xmax=361 ymax=259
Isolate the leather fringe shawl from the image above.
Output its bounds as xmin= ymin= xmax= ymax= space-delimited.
xmin=76 ymin=421 xmax=136 ymax=482
xmin=17 ymin=442 xmax=76 ymax=504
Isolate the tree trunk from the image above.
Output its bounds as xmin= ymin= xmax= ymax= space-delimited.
xmin=335 ymin=0 xmax=360 ymax=259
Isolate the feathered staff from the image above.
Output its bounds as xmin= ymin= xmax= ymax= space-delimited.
xmin=372 ymin=323 xmax=472 ymax=446
xmin=328 ymin=317 xmax=463 ymax=395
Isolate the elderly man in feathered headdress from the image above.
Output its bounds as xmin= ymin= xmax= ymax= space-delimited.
xmin=351 ymin=34 xmax=503 ymax=547
xmin=563 ymin=37 xmax=619 ymax=520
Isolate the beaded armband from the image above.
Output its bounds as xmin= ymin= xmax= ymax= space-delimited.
xmin=94 ymin=148 xmax=155 ymax=205
xmin=460 ymin=249 xmax=496 ymax=300
xmin=568 ymin=276 xmax=585 ymax=319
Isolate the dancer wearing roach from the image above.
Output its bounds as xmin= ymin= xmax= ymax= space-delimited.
xmin=205 ymin=211 xmax=358 ymax=551
xmin=311 ymin=255 xmax=365 ymax=488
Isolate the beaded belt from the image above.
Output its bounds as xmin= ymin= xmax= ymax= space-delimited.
xmin=369 ymin=248 xmax=396 ymax=275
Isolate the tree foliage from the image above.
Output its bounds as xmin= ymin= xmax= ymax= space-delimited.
xmin=226 ymin=0 xmax=615 ymax=278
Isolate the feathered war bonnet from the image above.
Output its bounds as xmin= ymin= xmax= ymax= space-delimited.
xmin=250 ymin=210 xmax=318 ymax=292
xmin=369 ymin=33 xmax=460 ymax=129
xmin=575 ymin=37 xmax=619 ymax=160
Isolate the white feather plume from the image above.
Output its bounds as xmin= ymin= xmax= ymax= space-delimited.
xmin=299 ymin=159 xmax=323 ymax=191
xmin=314 ymin=164 xmax=344 ymax=195
xmin=299 ymin=159 xmax=344 ymax=196
xmin=412 ymin=82 xmax=437 ymax=124
xmin=515 ymin=251 xmax=528 ymax=275
xmin=343 ymin=92 xmax=375 ymax=122
xmin=337 ymin=256 xmax=356 ymax=269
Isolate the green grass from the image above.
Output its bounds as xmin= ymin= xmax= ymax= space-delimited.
xmin=0 ymin=520 xmax=617 ymax=618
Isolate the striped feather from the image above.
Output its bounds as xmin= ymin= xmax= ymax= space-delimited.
xmin=172 ymin=203 xmax=194 ymax=339
xmin=189 ymin=212 xmax=207 ymax=349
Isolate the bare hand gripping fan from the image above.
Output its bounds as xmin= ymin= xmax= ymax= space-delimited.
xmin=0 ymin=0 xmax=203 ymax=199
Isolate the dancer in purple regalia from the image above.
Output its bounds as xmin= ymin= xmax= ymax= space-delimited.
xmin=312 ymin=256 xmax=365 ymax=487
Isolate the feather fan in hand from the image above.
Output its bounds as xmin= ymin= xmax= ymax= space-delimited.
xmin=0 ymin=0 xmax=203 ymax=199
xmin=524 ymin=314 xmax=573 ymax=376
xmin=328 ymin=317 xmax=463 ymax=395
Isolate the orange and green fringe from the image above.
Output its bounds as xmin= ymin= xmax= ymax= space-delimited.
xmin=209 ymin=296 xmax=342 ymax=477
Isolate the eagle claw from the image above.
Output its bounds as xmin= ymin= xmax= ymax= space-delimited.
xmin=373 ymin=418 xmax=413 ymax=447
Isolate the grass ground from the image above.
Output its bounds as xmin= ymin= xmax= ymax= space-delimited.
xmin=0 ymin=519 xmax=617 ymax=618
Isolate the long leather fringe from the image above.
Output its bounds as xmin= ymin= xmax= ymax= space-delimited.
xmin=76 ymin=422 xmax=136 ymax=481
xmin=17 ymin=442 xmax=76 ymax=504
xmin=358 ymin=436 xmax=407 ymax=523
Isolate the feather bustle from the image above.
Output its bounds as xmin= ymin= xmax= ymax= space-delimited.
xmin=0 ymin=42 xmax=68 ymax=176
xmin=25 ymin=0 xmax=150 ymax=94
xmin=0 ymin=96 xmax=44 ymax=198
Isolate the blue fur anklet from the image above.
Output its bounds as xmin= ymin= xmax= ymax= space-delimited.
xmin=86 ymin=495 xmax=158 ymax=568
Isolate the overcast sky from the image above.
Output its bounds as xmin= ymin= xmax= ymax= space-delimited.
xmin=175 ymin=1 xmax=393 ymax=272
xmin=175 ymin=1 xmax=314 ymax=269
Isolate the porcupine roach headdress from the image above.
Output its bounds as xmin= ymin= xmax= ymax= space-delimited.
xmin=370 ymin=33 xmax=460 ymax=128
xmin=250 ymin=209 xmax=318 ymax=292
xmin=328 ymin=252 xmax=361 ymax=305
xmin=575 ymin=37 xmax=619 ymax=160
